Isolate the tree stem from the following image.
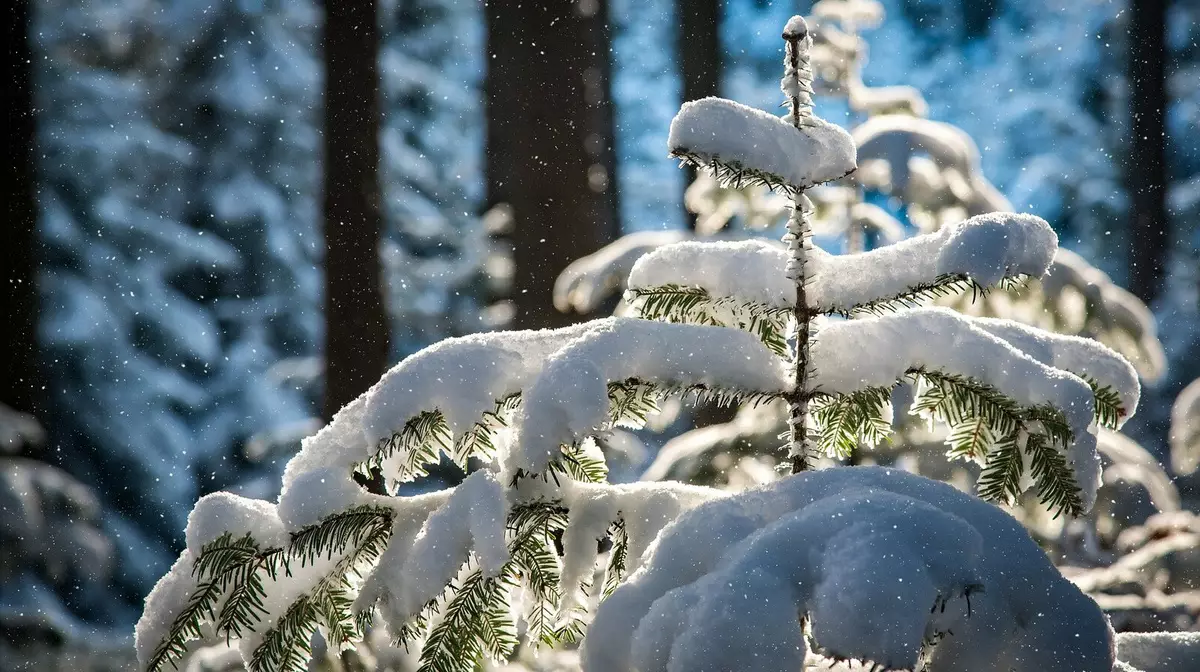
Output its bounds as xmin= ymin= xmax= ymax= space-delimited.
xmin=786 ymin=199 xmax=813 ymax=473
xmin=782 ymin=21 xmax=815 ymax=473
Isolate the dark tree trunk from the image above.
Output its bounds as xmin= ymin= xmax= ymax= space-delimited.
xmin=321 ymin=0 xmax=390 ymax=419
xmin=677 ymin=0 xmax=723 ymax=230
xmin=3 ymin=0 xmax=40 ymax=417
xmin=485 ymin=0 xmax=621 ymax=330
xmin=961 ymin=0 xmax=1001 ymax=41
xmin=1127 ymin=0 xmax=1169 ymax=304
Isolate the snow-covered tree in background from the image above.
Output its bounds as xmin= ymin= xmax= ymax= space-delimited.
xmin=379 ymin=0 xmax=492 ymax=355
xmin=31 ymin=0 xmax=491 ymax=629
xmin=34 ymin=0 xmax=323 ymax=612
xmin=136 ymin=15 xmax=1143 ymax=672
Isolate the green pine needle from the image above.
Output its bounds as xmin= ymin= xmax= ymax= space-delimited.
xmin=977 ymin=434 xmax=1023 ymax=505
xmin=627 ymin=284 xmax=792 ymax=357
xmin=1082 ymin=376 xmax=1125 ymax=430
xmin=811 ymin=387 xmax=893 ymax=459
xmin=822 ymin=273 xmax=1031 ymax=318
xmin=1025 ymin=433 xmax=1084 ymax=518
xmin=945 ymin=417 xmax=995 ymax=463
xmin=602 ymin=520 xmax=629 ymax=599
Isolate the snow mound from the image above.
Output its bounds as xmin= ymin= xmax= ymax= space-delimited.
xmin=581 ymin=466 xmax=1114 ymax=672
xmin=669 ymin=97 xmax=855 ymax=190
xmin=363 ymin=322 xmax=597 ymax=442
xmin=393 ymin=470 xmax=508 ymax=619
xmin=972 ymin=316 xmax=1140 ymax=425
xmin=185 ymin=491 xmax=287 ymax=551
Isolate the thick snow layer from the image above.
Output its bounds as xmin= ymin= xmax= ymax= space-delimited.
xmin=783 ymin=14 xmax=810 ymax=38
xmin=810 ymin=308 xmax=1101 ymax=509
xmin=134 ymin=550 xmax=198 ymax=668
xmin=277 ymin=467 xmax=373 ymax=532
xmin=810 ymin=212 xmax=1057 ymax=312
xmin=557 ymin=480 xmax=723 ymax=616
xmin=395 ymin=471 xmax=508 ymax=619
xmin=627 ymin=239 xmax=791 ymax=309
xmin=669 ymin=97 xmax=855 ymax=189
xmin=1115 ymin=630 xmax=1200 ymax=672
xmin=282 ymin=393 xmax=372 ymax=492
xmin=624 ymin=213 xmax=1057 ymax=316
xmin=581 ymin=466 xmax=1114 ymax=672
xmin=511 ymin=318 xmax=789 ymax=476
xmin=351 ymin=488 xmax=454 ymax=627
xmin=972 ymin=316 xmax=1140 ymax=424
xmin=362 ymin=323 xmax=596 ymax=453
xmin=185 ymin=492 xmax=287 ymax=552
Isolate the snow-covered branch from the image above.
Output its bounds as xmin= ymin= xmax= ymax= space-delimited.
xmin=511 ymin=318 xmax=789 ymax=478
xmin=669 ymin=97 xmax=855 ymax=193
xmin=583 ymin=467 xmax=1114 ymax=672
xmin=626 ymin=212 xmax=1057 ymax=320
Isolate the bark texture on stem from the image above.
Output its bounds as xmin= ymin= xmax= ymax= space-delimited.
xmin=785 ymin=199 xmax=815 ymax=472
xmin=783 ymin=19 xmax=816 ymax=473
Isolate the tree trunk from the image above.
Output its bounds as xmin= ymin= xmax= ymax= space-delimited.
xmin=485 ymin=0 xmax=621 ymax=330
xmin=321 ymin=0 xmax=390 ymax=420
xmin=2 ymin=0 xmax=40 ymax=418
xmin=961 ymin=0 xmax=1001 ymax=41
xmin=1127 ymin=0 xmax=1169 ymax=304
xmin=677 ymin=0 xmax=723 ymax=230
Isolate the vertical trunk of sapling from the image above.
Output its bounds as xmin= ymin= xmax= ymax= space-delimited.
xmin=783 ymin=19 xmax=816 ymax=473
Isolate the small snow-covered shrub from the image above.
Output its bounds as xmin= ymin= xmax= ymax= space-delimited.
xmin=137 ymin=14 xmax=1139 ymax=672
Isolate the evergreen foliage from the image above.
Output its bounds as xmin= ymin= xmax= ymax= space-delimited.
xmin=138 ymin=11 xmax=1139 ymax=672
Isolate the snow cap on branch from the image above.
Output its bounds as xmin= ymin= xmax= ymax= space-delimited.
xmin=627 ymin=239 xmax=791 ymax=309
xmin=625 ymin=212 xmax=1058 ymax=317
xmin=973 ymin=316 xmax=1140 ymax=425
xmin=669 ymin=97 xmax=855 ymax=190
xmin=278 ymin=466 xmax=372 ymax=531
xmin=135 ymin=550 xmax=200 ymax=670
xmin=363 ymin=323 xmax=595 ymax=443
xmin=394 ymin=470 xmax=508 ymax=618
xmin=282 ymin=393 xmax=372 ymax=491
xmin=811 ymin=307 xmax=1102 ymax=509
xmin=186 ymin=491 xmax=288 ymax=552
xmin=810 ymin=211 xmax=1057 ymax=313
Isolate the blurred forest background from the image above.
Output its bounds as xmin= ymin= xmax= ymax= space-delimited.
xmin=3 ymin=0 xmax=1199 ymax=667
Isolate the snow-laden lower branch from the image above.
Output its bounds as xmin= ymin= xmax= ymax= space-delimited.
xmin=583 ymin=467 xmax=1115 ymax=672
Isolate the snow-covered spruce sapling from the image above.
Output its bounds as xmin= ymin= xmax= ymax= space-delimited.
xmin=137 ymin=15 xmax=1139 ymax=672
